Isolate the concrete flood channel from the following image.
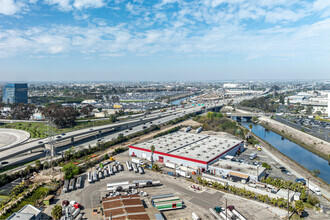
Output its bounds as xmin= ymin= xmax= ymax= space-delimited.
xmin=241 ymin=121 xmax=330 ymax=184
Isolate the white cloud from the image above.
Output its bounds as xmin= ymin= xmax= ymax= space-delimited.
xmin=46 ymin=0 xmax=73 ymax=11
xmin=73 ymin=0 xmax=105 ymax=10
xmin=313 ymin=0 xmax=330 ymax=11
xmin=0 ymin=0 xmax=23 ymax=15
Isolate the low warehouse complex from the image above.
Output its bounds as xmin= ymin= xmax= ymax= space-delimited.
xmin=209 ymin=160 xmax=266 ymax=182
xmin=102 ymin=195 xmax=150 ymax=220
xmin=129 ymin=132 xmax=244 ymax=169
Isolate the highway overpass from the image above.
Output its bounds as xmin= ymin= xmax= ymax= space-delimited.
xmin=0 ymin=92 xmax=267 ymax=164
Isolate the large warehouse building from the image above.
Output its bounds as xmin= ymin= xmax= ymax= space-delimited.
xmin=129 ymin=132 xmax=244 ymax=170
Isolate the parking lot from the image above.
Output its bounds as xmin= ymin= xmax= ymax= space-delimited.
xmin=44 ymin=150 xmax=288 ymax=220
xmin=276 ymin=116 xmax=330 ymax=141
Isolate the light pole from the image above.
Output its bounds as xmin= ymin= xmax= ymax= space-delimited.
xmin=225 ymin=198 xmax=228 ymax=220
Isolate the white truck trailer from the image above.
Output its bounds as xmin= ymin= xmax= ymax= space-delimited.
xmin=126 ymin=161 xmax=133 ymax=171
xmin=309 ymin=184 xmax=322 ymax=196
xmin=165 ymin=161 xmax=177 ymax=169
xmin=132 ymin=163 xmax=139 ymax=173
xmin=132 ymin=157 xmax=143 ymax=165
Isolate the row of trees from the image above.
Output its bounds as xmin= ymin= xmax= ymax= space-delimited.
xmin=197 ymin=177 xmax=293 ymax=209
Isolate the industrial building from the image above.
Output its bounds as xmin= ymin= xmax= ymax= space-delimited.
xmin=2 ymin=83 xmax=28 ymax=104
xmin=102 ymin=195 xmax=150 ymax=220
xmin=7 ymin=204 xmax=42 ymax=220
xmin=208 ymin=160 xmax=266 ymax=182
xmin=129 ymin=132 xmax=244 ymax=170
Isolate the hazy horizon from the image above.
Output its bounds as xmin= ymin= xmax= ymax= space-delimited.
xmin=1 ymin=0 xmax=330 ymax=81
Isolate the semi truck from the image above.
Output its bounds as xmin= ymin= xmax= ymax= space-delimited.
xmin=176 ymin=169 xmax=191 ymax=178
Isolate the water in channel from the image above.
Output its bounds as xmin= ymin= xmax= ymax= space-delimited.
xmin=241 ymin=121 xmax=330 ymax=184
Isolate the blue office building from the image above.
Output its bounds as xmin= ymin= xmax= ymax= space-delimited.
xmin=2 ymin=83 xmax=28 ymax=104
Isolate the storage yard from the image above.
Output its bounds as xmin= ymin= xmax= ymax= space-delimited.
xmin=41 ymin=128 xmax=329 ymax=219
xmin=43 ymin=148 xmax=291 ymax=220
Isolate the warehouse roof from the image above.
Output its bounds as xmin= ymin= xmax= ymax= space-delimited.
xmin=209 ymin=160 xmax=266 ymax=176
xmin=131 ymin=132 xmax=242 ymax=163
xmin=102 ymin=195 xmax=150 ymax=220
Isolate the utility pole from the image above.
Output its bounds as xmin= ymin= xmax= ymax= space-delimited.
xmin=287 ymin=184 xmax=290 ymax=220
xmin=307 ymin=177 xmax=310 ymax=197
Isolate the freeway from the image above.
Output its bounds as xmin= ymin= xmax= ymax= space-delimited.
xmin=0 ymin=104 xmax=208 ymax=162
xmin=0 ymin=93 xmax=267 ymax=168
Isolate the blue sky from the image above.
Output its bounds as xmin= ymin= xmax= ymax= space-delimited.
xmin=0 ymin=0 xmax=329 ymax=81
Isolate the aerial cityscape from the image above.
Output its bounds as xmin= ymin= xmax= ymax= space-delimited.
xmin=0 ymin=1 xmax=330 ymax=220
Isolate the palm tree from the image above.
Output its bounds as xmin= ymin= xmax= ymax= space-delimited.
xmin=249 ymin=124 xmax=253 ymax=132
xmin=150 ymin=145 xmax=155 ymax=167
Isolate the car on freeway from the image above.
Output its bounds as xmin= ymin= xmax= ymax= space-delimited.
xmin=56 ymin=136 xmax=62 ymax=138
xmin=38 ymin=141 xmax=43 ymax=144
xmin=61 ymin=133 xmax=66 ymax=135
xmin=279 ymin=166 xmax=286 ymax=170
xmin=129 ymin=127 xmax=133 ymax=130
xmin=90 ymin=128 xmax=94 ymax=131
